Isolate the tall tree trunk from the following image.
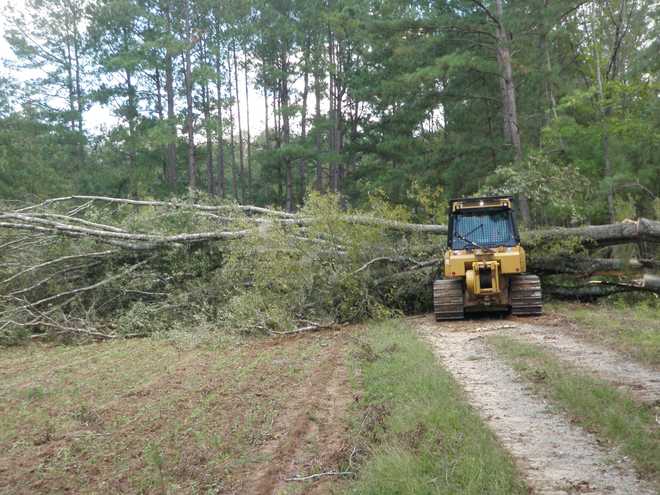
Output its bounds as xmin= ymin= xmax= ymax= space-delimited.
xmin=589 ymin=4 xmax=616 ymax=223
xmin=126 ymin=67 xmax=137 ymax=172
xmin=313 ymin=46 xmax=323 ymax=192
xmin=299 ymin=40 xmax=309 ymax=203
xmin=71 ymin=11 xmax=84 ymax=166
xmin=184 ymin=0 xmax=196 ymax=193
xmin=215 ymin=52 xmax=225 ymax=198
xmin=202 ymin=80 xmax=215 ymax=195
xmin=274 ymin=89 xmax=282 ymax=203
xmin=64 ymin=41 xmax=76 ymax=133
xmin=494 ymin=0 xmax=531 ymax=226
xmin=154 ymin=67 xmax=167 ymax=182
xmin=244 ymin=52 xmax=252 ymax=202
xmin=281 ymin=51 xmax=293 ymax=212
xmin=232 ymin=44 xmax=245 ymax=203
xmin=72 ymin=17 xmax=84 ymax=137
xmin=227 ymin=53 xmax=238 ymax=201
xmin=327 ymin=29 xmax=337 ymax=193
xmin=263 ymin=86 xmax=269 ymax=148
xmin=164 ymin=52 xmax=177 ymax=189
xmin=164 ymin=3 xmax=177 ymax=190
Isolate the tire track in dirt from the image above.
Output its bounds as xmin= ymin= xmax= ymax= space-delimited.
xmin=416 ymin=316 xmax=655 ymax=495
xmin=246 ymin=337 xmax=353 ymax=495
xmin=502 ymin=323 xmax=660 ymax=404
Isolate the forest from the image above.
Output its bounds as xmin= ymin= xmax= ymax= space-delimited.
xmin=0 ymin=0 xmax=657 ymax=224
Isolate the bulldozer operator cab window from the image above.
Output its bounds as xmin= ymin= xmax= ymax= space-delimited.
xmin=451 ymin=211 xmax=517 ymax=250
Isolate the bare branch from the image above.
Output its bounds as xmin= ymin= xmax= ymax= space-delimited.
xmin=0 ymin=250 xmax=116 ymax=286
xmin=285 ymin=471 xmax=353 ymax=482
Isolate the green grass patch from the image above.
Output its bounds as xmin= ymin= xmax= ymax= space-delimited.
xmin=345 ymin=320 xmax=527 ymax=495
xmin=546 ymin=301 xmax=660 ymax=367
xmin=489 ymin=335 xmax=660 ymax=485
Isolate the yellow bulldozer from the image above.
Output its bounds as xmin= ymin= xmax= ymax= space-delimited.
xmin=434 ymin=196 xmax=542 ymax=320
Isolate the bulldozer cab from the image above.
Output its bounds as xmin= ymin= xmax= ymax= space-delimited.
xmin=447 ymin=196 xmax=519 ymax=250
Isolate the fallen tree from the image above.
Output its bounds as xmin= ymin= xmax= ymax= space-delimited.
xmin=0 ymin=195 xmax=657 ymax=343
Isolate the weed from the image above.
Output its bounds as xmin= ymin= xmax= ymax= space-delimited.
xmin=144 ymin=441 xmax=167 ymax=495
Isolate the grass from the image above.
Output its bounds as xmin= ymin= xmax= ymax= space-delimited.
xmin=344 ymin=320 xmax=527 ymax=495
xmin=488 ymin=335 xmax=660 ymax=485
xmin=546 ymin=301 xmax=660 ymax=367
xmin=0 ymin=332 xmax=349 ymax=494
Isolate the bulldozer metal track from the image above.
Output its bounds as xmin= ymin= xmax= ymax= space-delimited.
xmin=510 ymin=274 xmax=543 ymax=316
xmin=433 ymin=279 xmax=465 ymax=320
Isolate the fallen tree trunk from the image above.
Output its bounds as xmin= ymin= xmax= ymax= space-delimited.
xmin=528 ymin=256 xmax=659 ymax=275
xmin=524 ymin=218 xmax=660 ymax=248
xmin=545 ymin=276 xmax=660 ymax=301
xmin=2 ymin=197 xmax=658 ymax=250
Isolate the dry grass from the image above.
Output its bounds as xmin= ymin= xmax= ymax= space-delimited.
xmin=0 ymin=330 xmax=354 ymax=494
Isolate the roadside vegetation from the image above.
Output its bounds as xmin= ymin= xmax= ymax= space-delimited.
xmin=546 ymin=300 xmax=660 ymax=367
xmin=346 ymin=320 xmax=527 ymax=495
xmin=488 ymin=335 xmax=660 ymax=487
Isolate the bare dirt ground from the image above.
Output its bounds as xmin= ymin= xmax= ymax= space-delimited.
xmin=0 ymin=330 xmax=355 ymax=495
xmin=415 ymin=314 xmax=657 ymax=495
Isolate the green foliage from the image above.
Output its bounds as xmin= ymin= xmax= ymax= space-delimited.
xmin=0 ymin=194 xmax=440 ymax=343
xmin=480 ymin=151 xmax=590 ymax=225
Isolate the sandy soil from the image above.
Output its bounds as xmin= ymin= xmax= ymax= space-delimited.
xmin=415 ymin=315 xmax=656 ymax=495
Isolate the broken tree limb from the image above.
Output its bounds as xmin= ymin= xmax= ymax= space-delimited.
xmin=20 ymin=258 xmax=151 ymax=309
xmin=1 ymin=250 xmax=117 ymax=286
xmin=0 ymin=213 xmax=253 ymax=246
xmin=528 ymin=256 xmax=658 ymax=275
xmin=524 ymin=218 xmax=660 ymax=248
xmin=285 ymin=471 xmax=353 ymax=482
xmin=15 ymin=195 xmax=299 ymax=218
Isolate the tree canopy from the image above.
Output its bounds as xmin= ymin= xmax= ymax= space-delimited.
xmin=1 ymin=0 xmax=658 ymax=225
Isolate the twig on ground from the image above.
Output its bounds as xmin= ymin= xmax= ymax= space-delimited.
xmin=285 ymin=471 xmax=353 ymax=482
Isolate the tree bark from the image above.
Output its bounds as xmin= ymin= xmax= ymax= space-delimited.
xmin=493 ymin=0 xmax=531 ymax=226
xmin=215 ymin=50 xmax=225 ymax=198
xmin=529 ymin=255 xmax=658 ymax=275
xmin=233 ymin=44 xmax=245 ymax=203
xmin=592 ymin=21 xmax=616 ymax=223
xmin=281 ymin=50 xmax=293 ymax=212
xmin=299 ymin=38 xmax=310 ymax=203
xmin=244 ymin=52 xmax=252 ymax=202
xmin=164 ymin=40 xmax=177 ymax=189
xmin=524 ymin=218 xmax=660 ymax=248
xmin=202 ymin=79 xmax=215 ymax=196
xmin=183 ymin=0 xmax=196 ymax=193
xmin=227 ymin=53 xmax=238 ymax=200
xmin=314 ymin=46 xmax=323 ymax=192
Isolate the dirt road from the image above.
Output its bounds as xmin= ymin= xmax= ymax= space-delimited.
xmin=415 ymin=315 xmax=658 ymax=495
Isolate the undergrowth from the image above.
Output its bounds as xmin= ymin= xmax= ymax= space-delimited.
xmin=0 ymin=193 xmax=441 ymax=344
